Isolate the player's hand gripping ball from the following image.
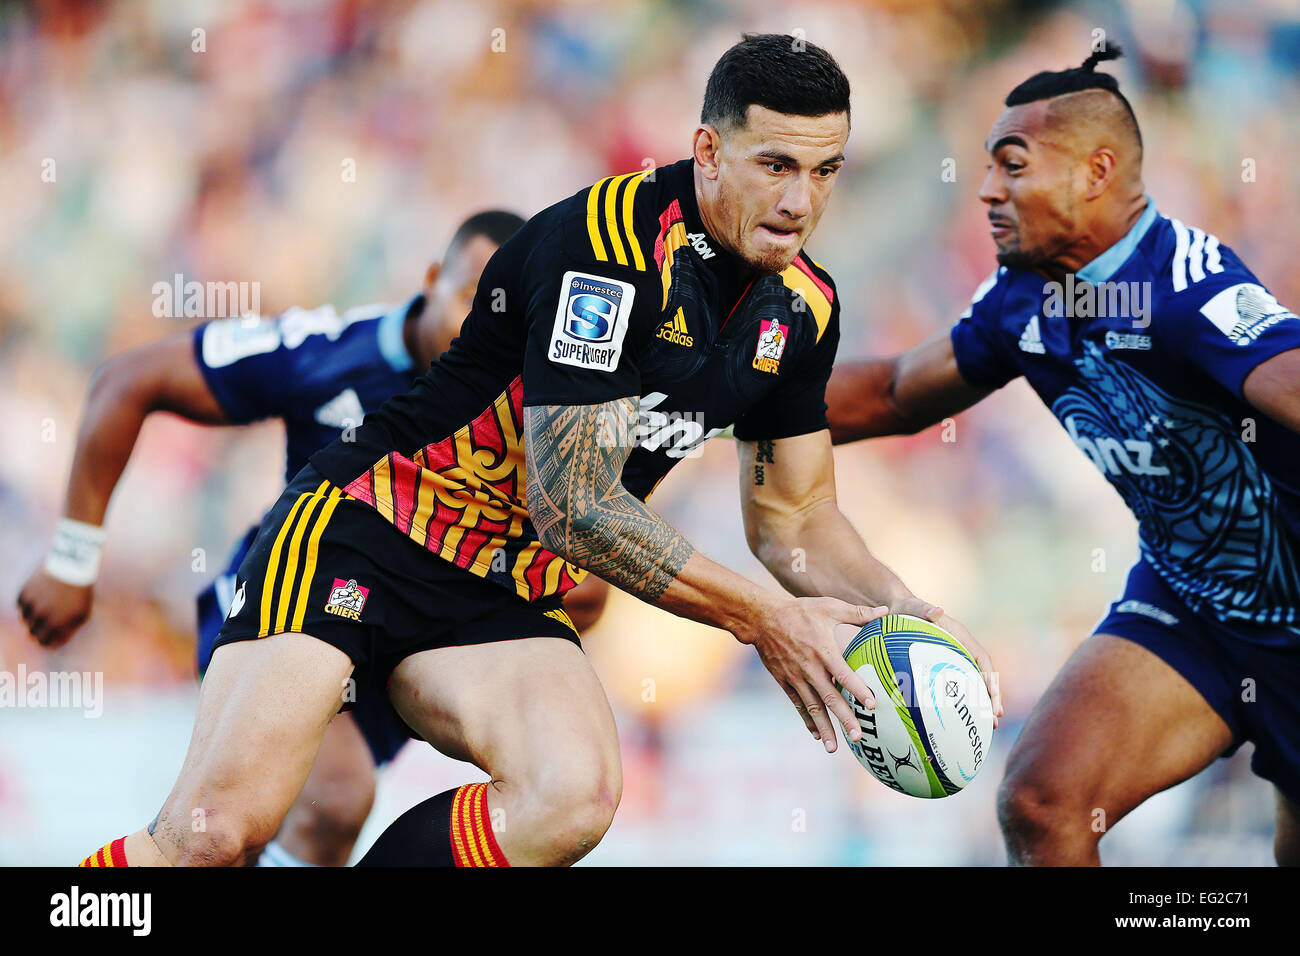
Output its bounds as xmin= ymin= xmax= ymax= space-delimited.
xmin=839 ymin=614 xmax=994 ymax=798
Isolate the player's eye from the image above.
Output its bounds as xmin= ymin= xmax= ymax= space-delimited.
xmin=765 ymin=161 xmax=787 ymax=174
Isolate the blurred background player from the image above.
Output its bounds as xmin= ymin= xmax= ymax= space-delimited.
xmin=19 ymin=209 xmax=611 ymax=866
xmin=825 ymin=48 xmax=1300 ymax=865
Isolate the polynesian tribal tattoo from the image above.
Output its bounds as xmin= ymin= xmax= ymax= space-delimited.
xmin=523 ymin=400 xmax=695 ymax=601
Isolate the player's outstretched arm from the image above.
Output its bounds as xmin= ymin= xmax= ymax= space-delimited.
xmin=738 ymin=428 xmax=1002 ymax=723
xmin=523 ymin=397 xmax=886 ymax=752
xmin=825 ymin=329 xmax=990 ymax=444
xmin=17 ymin=329 xmax=229 ymax=648
xmin=1243 ymin=347 xmax=1300 ymax=434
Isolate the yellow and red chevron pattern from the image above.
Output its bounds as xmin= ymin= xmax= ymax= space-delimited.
xmin=654 ymin=198 xmax=691 ymax=310
xmin=449 ymin=783 xmax=510 ymax=867
xmin=343 ymin=375 xmax=586 ymax=602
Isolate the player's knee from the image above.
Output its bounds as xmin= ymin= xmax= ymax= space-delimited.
xmin=524 ymin=761 xmax=621 ymax=863
xmin=164 ymin=812 xmax=271 ymax=867
xmin=997 ymin=770 xmax=1084 ymax=856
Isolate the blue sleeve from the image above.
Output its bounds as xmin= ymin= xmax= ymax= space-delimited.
xmin=193 ymin=306 xmax=359 ymax=423
xmin=949 ymin=269 xmax=1019 ymax=390
xmin=192 ymin=315 xmax=289 ymax=423
xmin=1157 ymin=257 xmax=1300 ymax=399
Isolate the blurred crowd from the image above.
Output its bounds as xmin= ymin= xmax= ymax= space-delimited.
xmin=2 ymin=0 xmax=1297 ymax=864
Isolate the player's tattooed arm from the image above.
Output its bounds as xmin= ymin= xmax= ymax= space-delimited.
xmin=525 ymin=399 xmax=899 ymax=751
xmin=523 ymin=399 xmax=694 ymax=601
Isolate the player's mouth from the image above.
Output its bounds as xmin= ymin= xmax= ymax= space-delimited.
xmin=988 ymin=215 xmax=1015 ymax=237
xmin=758 ymin=224 xmax=801 ymax=243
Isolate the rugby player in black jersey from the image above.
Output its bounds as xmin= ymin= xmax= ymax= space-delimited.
xmin=84 ymin=33 xmax=999 ymax=868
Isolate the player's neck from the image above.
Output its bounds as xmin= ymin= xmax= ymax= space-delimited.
xmin=406 ymin=315 xmax=449 ymax=371
xmin=1037 ymin=192 xmax=1148 ymax=285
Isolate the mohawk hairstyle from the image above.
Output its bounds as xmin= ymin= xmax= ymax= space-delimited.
xmin=1005 ymin=44 xmax=1142 ymax=151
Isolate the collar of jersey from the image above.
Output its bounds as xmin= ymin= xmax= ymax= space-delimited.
xmin=377 ymin=293 xmax=422 ymax=373
xmin=668 ymin=159 xmax=759 ymax=298
xmin=1075 ymin=195 xmax=1158 ymax=284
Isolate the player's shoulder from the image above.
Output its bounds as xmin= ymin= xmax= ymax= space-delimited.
xmin=197 ymin=300 xmax=392 ymax=371
xmin=959 ymin=265 xmax=1015 ymax=321
xmin=1135 ymin=213 xmax=1289 ymax=334
xmin=778 ymin=251 xmax=837 ymax=344
xmin=1138 ymin=212 xmax=1256 ymax=300
xmin=519 ymin=160 xmax=688 ymax=280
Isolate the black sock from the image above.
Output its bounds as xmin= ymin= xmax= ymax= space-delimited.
xmin=356 ymin=789 xmax=457 ymax=866
xmin=355 ymin=783 xmax=508 ymax=867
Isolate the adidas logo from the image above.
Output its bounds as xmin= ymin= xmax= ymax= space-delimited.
xmin=656 ymin=307 xmax=694 ymax=347
xmin=314 ymin=388 xmax=365 ymax=429
xmin=1018 ymin=314 xmax=1045 ymax=354
xmin=225 ymin=580 xmax=245 ymax=620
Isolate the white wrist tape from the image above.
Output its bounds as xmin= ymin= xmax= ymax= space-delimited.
xmin=44 ymin=519 xmax=106 ymax=587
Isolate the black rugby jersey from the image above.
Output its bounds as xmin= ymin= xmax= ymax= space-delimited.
xmin=310 ymin=158 xmax=840 ymax=601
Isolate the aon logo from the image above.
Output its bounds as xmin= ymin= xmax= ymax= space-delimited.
xmin=1065 ymin=417 xmax=1170 ymax=477
xmin=635 ymin=392 xmax=723 ymax=459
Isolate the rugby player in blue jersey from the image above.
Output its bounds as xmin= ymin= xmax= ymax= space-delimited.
xmin=826 ymin=47 xmax=1300 ymax=865
xmin=20 ymin=211 xmax=610 ymax=866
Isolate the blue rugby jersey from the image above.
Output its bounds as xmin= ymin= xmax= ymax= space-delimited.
xmin=951 ymin=200 xmax=1300 ymax=637
xmin=192 ymin=296 xmax=421 ymax=482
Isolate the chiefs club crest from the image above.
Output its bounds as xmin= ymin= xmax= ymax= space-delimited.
xmin=324 ymin=578 xmax=369 ymax=621
xmin=753 ymin=318 xmax=789 ymax=374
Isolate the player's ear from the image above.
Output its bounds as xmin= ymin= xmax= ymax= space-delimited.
xmin=423 ymin=262 xmax=441 ymax=292
xmin=693 ymin=125 xmax=723 ymax=180
xmin=1084 ymin=147 xmax=1118 ymax=200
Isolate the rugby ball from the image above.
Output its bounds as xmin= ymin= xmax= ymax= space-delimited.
xmin=839 ymin=614 xmax=993 ymax=798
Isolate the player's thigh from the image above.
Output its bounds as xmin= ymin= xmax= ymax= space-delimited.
xmin=158 ymin=633 xmax=354 ymax=846
xmin=388 ymin=636 xmax=621 ymax=795
xmin=1004 ymin=632 xmax=1234 ymax=820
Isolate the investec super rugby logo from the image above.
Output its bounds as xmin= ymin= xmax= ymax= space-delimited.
xmin=324 ymin=578 xmax=369 ymax=621
xmin=549 ymin=271 xmax=635 ymax=372
xmin=1199 ymin=282 xmax=1298 ymax=347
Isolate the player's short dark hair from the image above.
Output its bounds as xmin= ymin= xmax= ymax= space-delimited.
xmin=445 ymin=210 xmax=525 ymax=262
xmin=701 ymin=33 xmax=850 ymax=132
xmin=1005 ymin=44 xmax=1142 ymax=151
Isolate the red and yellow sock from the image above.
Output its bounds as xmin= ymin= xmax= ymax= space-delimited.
xmin=79 ymin=837 xmax=128 ymax=868
xmin=450 ymin=782 xmax=509 ymax=867
xmin=357 ymin=781 xmax=510 ymax=867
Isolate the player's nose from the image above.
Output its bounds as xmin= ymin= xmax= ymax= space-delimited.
xmin=778 ymin=177 xmax=814 ymax=221
xmin=978 ymin=167 xmax=1006 ymax=206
